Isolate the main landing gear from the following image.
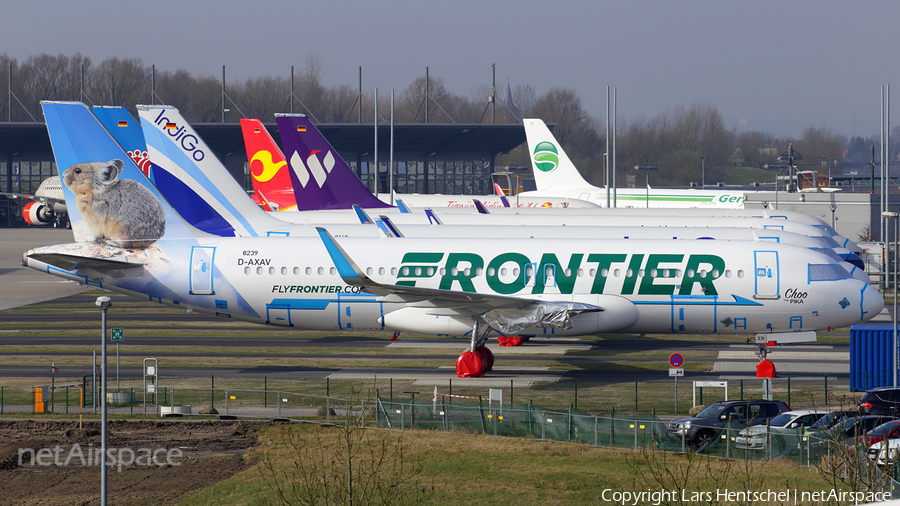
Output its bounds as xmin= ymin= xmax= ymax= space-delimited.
xmin=456 ymin=321 xmax=495 ymax=378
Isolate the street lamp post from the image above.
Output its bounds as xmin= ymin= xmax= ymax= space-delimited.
xmin=96 ymin=296 xmax=112 ymax=506
xmin=633 ymin=165 xmax=659 ymax=208
xmin=884 ymin=212 xmax=899 ymax=387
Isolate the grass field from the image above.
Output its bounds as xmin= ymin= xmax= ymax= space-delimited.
xmin=0 ymin=290 xmax=883 ymax=504
xmin=177 ymin=422 xmax=862 ymax=506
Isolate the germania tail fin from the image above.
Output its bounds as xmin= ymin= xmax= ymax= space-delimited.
xmin=240 ymin=119 xmax=299 ymax=212
xmin=276 ymin=114 xmax=392 ymax=210
xmin=523 ymin=118 xmax=590 ymax=190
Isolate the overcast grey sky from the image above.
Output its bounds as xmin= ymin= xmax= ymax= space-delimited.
xmin=5 ymin=0 xmax=898 ymax=137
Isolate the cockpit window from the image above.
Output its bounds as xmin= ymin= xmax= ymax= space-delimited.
xmin=809 ymin=263 xmax=851 ymax=282
xmin=811 ymin=248 xmax=843 ymax=263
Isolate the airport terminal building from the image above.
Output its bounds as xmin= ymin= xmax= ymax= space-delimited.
xmin=0 ymin=121 xmax=526 ymax=227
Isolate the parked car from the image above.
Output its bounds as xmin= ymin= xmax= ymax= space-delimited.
xmin=811 ymin=415 xmax=896 ymax=444
xmin=868 ymin=438 xmax=900 ymax=466
xmin=734 ymin=410 xmax=827 ymax=450
xmin=802 ymin=410 xmax=859 ymax=437
xmin=858 ymin=387 xmax=900 ymax=416
xmin=667 ymin=400 xmax=791 ymax=447
xmin=849 ymin=420 xmax=900 ymax=449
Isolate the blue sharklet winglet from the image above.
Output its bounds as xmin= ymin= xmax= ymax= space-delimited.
xmin=316 ymin=227 xmax=369 ymax=285
xmin=473 ymin=199 xmax=489 ymax=214
xmin=396 ymin=199 xmax=411 ymax=213
xmin=353 ymin=205 xmax=374 ymax=224
xmin=377 ymin=215 xmax=404 ymax=237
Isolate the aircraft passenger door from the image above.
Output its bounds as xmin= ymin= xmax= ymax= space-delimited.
xmin=189 ymin=246 xmax=216 ymax=295
xmin=753 ymin=251 xmax=779 ymax=299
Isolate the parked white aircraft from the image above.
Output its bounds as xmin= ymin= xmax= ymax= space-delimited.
xmin=517 ymin=118 xmax=752 ymax=209
xmin=2 ymin=176 xmax=69 ymax=227
xmin=25 ymin=101 xmax=883 ymax=379
xmin=85 ymin=106 xmax=865 ymax=285
xmin=115 ymin=104 xmax=859 ymax=272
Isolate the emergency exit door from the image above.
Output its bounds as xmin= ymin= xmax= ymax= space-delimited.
xmin=753 ymin=250 xmax=779 ymax=299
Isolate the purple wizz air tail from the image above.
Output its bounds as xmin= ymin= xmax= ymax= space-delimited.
xmin=275 ymin=114 xmax=392 ymax=210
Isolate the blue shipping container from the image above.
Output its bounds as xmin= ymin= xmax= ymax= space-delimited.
xmin=850 ymin=324 xmax=900 ymax=391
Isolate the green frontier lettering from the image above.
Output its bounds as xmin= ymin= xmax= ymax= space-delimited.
xmin=587 ymin=253 xmax=627 ymax=293
xmin=621 ymin=254 xmax=644 ymax=295
xmin=400 ymin=251 xmax=727 ymax=296
xmin=396 ymin=252 xmax=444 ymax=287
xmin=679 ymin=254 xmax=725 ymax=295
xmin=532 ymin=253 xmax=583 ymax=294
xmin=640 ymin=254 xmax=684 ymax=295
xmin=486 ymin=252 xmax=530 ymax=295
xmin=439 ymin=253 xmax=484 ymax=292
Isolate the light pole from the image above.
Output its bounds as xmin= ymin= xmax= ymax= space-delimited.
xmin=633 ymin=165 xmax=659 ymax=208
xmin=884 ymin=212 xmax=899 ymax=387
xmin=700 ymin=156 xmax=705 ymax=189
xmin=96 ymin=296 xmax=112 ymax=506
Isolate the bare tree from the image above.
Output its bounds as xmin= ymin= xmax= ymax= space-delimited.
xmin=91 ymin=57 xmax=149 ymax=113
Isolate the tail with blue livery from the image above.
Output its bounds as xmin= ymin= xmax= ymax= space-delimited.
xmin=136 ymin=105 xmax=294 ymax=237
xmin=275 ymin=113 xmax=392 ymax=210
xmin=93 ymin=106 xmax=243 ymax=237
xmin=41 ymin=101 xmax=199 ymax=246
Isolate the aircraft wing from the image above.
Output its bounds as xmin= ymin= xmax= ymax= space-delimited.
xmin=316 ymin=228 xmax=602 ymax=333
xmin=0 ymin=192 xmax=66 ymax=209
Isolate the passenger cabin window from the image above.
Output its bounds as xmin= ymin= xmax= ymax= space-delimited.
xmin=809 ymin=264 xmax=850 ymax=281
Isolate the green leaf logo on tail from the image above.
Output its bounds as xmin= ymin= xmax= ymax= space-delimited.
xmin=533 ymin=141 xmax=559 ymax=173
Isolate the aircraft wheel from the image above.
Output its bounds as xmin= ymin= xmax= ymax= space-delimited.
xmin=456 ymin=351 xmax=486 ymax=378
xmin=475 ymin=345 xmax=494 ymax=372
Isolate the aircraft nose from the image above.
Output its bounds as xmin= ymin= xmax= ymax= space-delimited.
xmin=862 ymin=284 xmax=884 ymax=323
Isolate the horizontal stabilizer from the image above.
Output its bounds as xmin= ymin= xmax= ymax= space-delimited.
xmin=27 ymin=252 xmax=144 ymax=279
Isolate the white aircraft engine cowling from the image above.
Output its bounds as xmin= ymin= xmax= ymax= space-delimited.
xmin=568 ymin=294 xmax=639 ymax=334
xmin=380 ymin=308 xmax=475 ymax=336
xmin=379 ymin=295 xmax=638 ymax=337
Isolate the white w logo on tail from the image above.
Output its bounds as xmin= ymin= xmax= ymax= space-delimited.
xmin=290 ymin=150 xmax=336 ymax=188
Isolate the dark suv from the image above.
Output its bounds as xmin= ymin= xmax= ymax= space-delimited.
xmin=667 ymin=400 xmax=791 ymax=446
xmin=858 ymin=387 xmax=900 ymax=416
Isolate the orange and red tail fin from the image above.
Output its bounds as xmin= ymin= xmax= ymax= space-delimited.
xmin=240 ymin=119 xmax=298 ymax=212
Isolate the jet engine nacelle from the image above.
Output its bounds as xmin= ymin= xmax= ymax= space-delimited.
xmin=380 ymin=308 xmax=475 ymax=336
xmin=22 ymin=201 xmax=53 ymax=225
xmin=380 ymin=295 xmax=639 ymax=337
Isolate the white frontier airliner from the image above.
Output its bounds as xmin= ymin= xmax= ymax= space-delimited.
xmin=24 ymin=101 xmax=882 ymax=378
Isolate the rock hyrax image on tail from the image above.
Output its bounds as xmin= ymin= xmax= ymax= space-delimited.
xmin=62 ymin=159 xmax=166 ymax=248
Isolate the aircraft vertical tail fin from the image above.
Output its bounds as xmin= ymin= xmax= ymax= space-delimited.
xmin=524 ymin=118 xmax=591 ymax=190
xmin=276 ymin=114 xmax=392 ymax=210
xmin=94 ymin=106 xmax=241 ymax=237
xmin=41 ymin=101 xmax=199 ymax=245
xmin=137 ymin=105 xmax=291 ymax=237
xmin=240 ymin=119 xmax=299 ymax=212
